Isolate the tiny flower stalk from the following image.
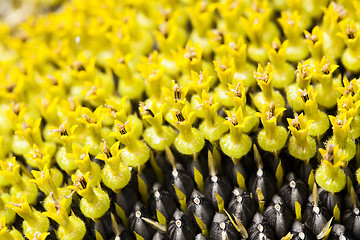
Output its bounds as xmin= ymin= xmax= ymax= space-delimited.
xmin=315 ymin=145 xmax=347 ymax=194
xmin=6 ymin=202 xmax=49 ymax=239
xmin=287 ymin=113 xmax=316 ymax=163
xmin=18 ymin=118 xmax=44 ymax=148
xmin=175 ymin=42 xmax=214 ymax=86
xmin=189 ymin=70 xmax=213 ymax=97
xmin=216 ymin=0 xmax=246 ymax=39
xmin=58 ymin=97 xmax=82 ymax=127
xmin=337 ymin=94 xmax=360 ymax=139
xmin=162 ymin=80 xmax=190 ymax=126
xmin=321 ymin=2 xmax=346 ymax=61
xmin=220 ymin=107 xmax=252 ymax=164
xmin=338 ymin=76 xmax=360 ymax=98
xmin=304 ymin=26 xmax=325 ymax=63
xmin=337 ymin=21 xmax=360 ymax=73
xmin=37 ymin=95 xmax=61 ymax=128
xmin=139 ymin=102 xmax=176 ymax=151
xmin=115 ymin=9 xmax=153 ymax=57
xmin=153 ymin=15 xmax=187 ymax=58
xmin=210 ymin=29 xmax=232 ymax=59
xmin=24 ymin=144 xmax=53 ymax=169
xmin=5 ymin=101 xmax=26 ymax=133
xmin=108 ymin=53 xmax=144 ymax=99
xmin=40 ymin=73 xmax=67 ymax=100
xmin=96 ymin=141 xmax=131 ymax=192
xmin=77 ymin=107 xmax=106 ymax=155
xmin=0 ymin=194 xmax=16 ymax=225
xmin=195 ymin=92 xmax=228 ymax=143
xmin=69 ymin=173 xmax=110 ymax=220
xmin=241 ymin=6 xmax=279 ymax=63
xmin=256 ymin=102 xmax=287 ymax=155
xmin=0 ymin=158 xmax=38 ymax=205
xmin=138 ymin=53 xmax=171 ymax=103
xmin=286 ymin=60 xmax=314 ymax=112
xmin=190 ymin=69 xmax=213 ymax=118
xmin=252 ymin=63 xmax=285 ymax=111
xmin=226 ymin=83 xmax=258 ymax=133
xmin=226 ymin=38 xmax=256 ymax=87
xmin=68 ymin=144 xmax=101 ymax=186
xmin=111 ymin=120 xmax=150 ymax=167
xmin=186 ymin=2 xmax=216 ymax=57
xmin=50 ymin=121 xmax=78 ymax=151
xmin=214 ymin=56 xmax=236 ymax=107
xmin=51 ymin=120 xmax=79 ymax=173
xmin=30 ymin=166 xmax=72 ymax=211
xmin=68 ymin=57 xmax=97 ymax=83
xmin=298 ymin=88 xmax=330 ymax=138
xmin=14 ymin=118 xmax=56 ymax=156
xmin=171 ymin=105 xmax=204 ymax=156
xmin=43 ymin=194 xmax=86 ymax=240
xmin=314 ymin=57 xmax=341 ymax=109
xmin=277 ymin=11 xmax=309 ymax=62
xmin=266 ymin=39 xmax=295 ymax=89
xmin=24 ymin=145 xmax=64 ymax=188
xmin=327 ymin=114 xmax=356 ymax=162
xmin=284 ymin=0 xmax=311 ymax=28
xmin=301 ymin=0 xmax=329 ymax=20
xmin=103 ymin=97 xmax=143 ymax=138
xmin=0 ymin=218 xmax=15 ymax=240
xmin=83 ymin=79 xmax=113 ymax=108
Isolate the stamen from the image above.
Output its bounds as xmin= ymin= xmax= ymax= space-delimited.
xmin=175 ymin=110 xmax=185 ymax=122
xmin=116 ymin=121 xmax=129 ymax=135
xmin=291 ymin=113 xmax=301 ymax=130
xmin=102 ymin=139 xmax=112 ymax=158
xmin=347 ymin=24 xmax=356 ymax=39
xmin=173 ymin=83 xmax=182 ymax=102
xmin=139 ymin=102 xmax=154 ymax=117
xmin=266 ymin=102 xmax=275 ymax=120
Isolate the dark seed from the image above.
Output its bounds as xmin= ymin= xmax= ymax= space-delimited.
xmin=224 ymin=159 xmax=247 ymax=189
xmin=148 ymin=184 xmax=177 ymax=223
xmin=152 ymin=231 xmax=169 ymax=240
xmin=328 ymin=224 xmax=355 ymax=240
xmin=248 ymin=213 xmax=276 ymax=240
xmin=279 ymin=173 xmax=309 ymax=216
xmin=264 ymin=195 xmax=294 ymax=238
xmin=249 ymin=168 xmax=276 ymax=204
xmin=209 ymin=212 xmax=239 ymax=240
xmin=318 ymin=187 xmax=343 ymax=214
xmin=128 ymin=202 xmax=155 ymax=240
xmin=227 ymin=187 xmax=256 ymax=228
xmin=303 ymin=201 xmax=332 ymax=236
xmin=187 ymin=189 xmax=215 ymax=229
xmin=116 ymin=185 xmax=141 ymax=216
xmin=168 ymin=209 xmax=198 ymax=240
xmin=291 ymin=220 xmax=316 ymax=240
xmin=165 ymin=165 xmax=195 ymax=204
xmin=342 ymin=206 xmax=360 ymax=237
xmin=204 ymin=174 xmax=232 ymax=211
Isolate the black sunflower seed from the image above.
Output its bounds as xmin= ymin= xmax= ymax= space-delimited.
xmin=227 ymin=187 xmax=256 ymax=228
xmin=168 ymin=209 xmax=198 ymax=240
xmin=209 ymin=212 xmax=239 ymax=240
xmin=264 ymin=195 xmax=294 ymax=238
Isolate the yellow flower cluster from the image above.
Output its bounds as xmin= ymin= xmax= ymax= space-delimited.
xmin=0 ymin=0 xmax=360 ymax=239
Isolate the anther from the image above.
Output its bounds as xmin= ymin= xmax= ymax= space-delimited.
xmin=102 ymin=139 xmax=112 ymax=158
xmin=175 ymin=110 xmax=185 ymax=122
xmin=173 ymin=84 xmax=182 ymax=102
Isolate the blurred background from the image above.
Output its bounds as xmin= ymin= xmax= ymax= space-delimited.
xmin=0 ymin=0 xmax=64 ymax=26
